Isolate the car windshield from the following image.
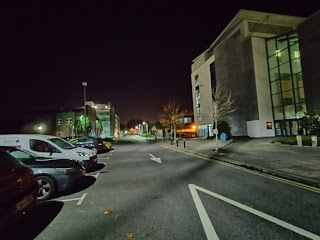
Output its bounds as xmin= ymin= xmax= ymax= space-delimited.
xmin=7 ymin=148 xmax=37 ymax=163
xmin=49 ymin=138 xmax=77 ymax=149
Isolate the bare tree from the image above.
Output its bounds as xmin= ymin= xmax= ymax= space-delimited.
xmin=205 ymin=85 xmax=237 ymax=151
xmin=158 ymin=99 xmax=184 ymax=141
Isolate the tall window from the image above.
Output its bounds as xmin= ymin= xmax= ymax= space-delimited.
xmin=195 ymin=75 xmax=202 ymax=121
xmin=210 ymin=62 xmax=216 ymax=90
xmin=266 ymin=32 xmax=306 ymax=121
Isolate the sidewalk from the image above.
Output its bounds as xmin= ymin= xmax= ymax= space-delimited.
xmin=155 ymin=137 xmax=320 ymax=188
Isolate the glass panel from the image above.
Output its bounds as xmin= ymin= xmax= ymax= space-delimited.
xmin=277 ymin=48 xmax=289 ymax=65
xmin=275 ymin=122 xmax=282 ymax=136
xmin=280 ymin=77 xmax=292 ymax=92
xmin=284 ymin=105 xmax=295 ymax=119
xmin=272 ymin=93 xmax=282 ymax=107
xmin=291 ymin=121 xmax=299 ymax=135
xmin=279 ymin=62 xmax=290 ymax=76
xmin=293 ymin=72 xmax=303 ymax=88
xmin=267 ymin=38 xmax=276 ymax=56
xmin=288 ymin=32 xmax=298 ymax=46
xmin=274 ymin=107 xmax=284 ymax=120
xmin=294 ymin=87 xmax=305 ymax=104
xmin=290 ymin=42 xmax=300 ymax=60
xmin=271 ymin=80 xmax=281 ymax=94
xmin=276 ymin=36 xmax=288 ymax=51
xmin=268 ymin=55 xmax=278 ymax=69
xmin=296 ymin=104 xmax=306 ymax=118
xmin=269 ymin=67 xmax=280 ymax=82
xmin=291 ymin=59 xmax=302 ymax=74
xmin=285 ymin=121 xmax=291 ymax=135
xmin=282 ymin=90 xmax=294 ymax=105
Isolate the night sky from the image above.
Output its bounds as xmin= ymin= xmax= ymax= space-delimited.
xmin=2 ymin=1 xmax=320 ymax=124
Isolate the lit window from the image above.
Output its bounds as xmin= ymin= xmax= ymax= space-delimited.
xmin=66 ymin=118 xmax=72 ymax=125
xmin=56 ymin=119 xmax=62 ymax=125
xmin=294 ymin=51 xmax=300 ymax=58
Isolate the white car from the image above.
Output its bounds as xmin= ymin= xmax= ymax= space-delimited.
xmin=0 ymin=134 xmax=98 ymax=168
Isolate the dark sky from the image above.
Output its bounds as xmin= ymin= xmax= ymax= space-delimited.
xmin=2 ymin=1 xmax=320 ymax=124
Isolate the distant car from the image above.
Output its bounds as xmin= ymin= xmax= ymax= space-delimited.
xmin=0 ymin=148 xmax=38 ymax=230
xmin=3 ymin=146 xmax=86 ymax=201
xmin=69 ymin=137 xmax=108 ymax=153
xmin=103 ymin=140 xmax=112 ymax=150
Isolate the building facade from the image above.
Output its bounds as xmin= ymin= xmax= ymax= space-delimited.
xmin=191 ymin=9 xmax=319 ymax=137
xmin=94 ymin=102 xmax=119 ymax=139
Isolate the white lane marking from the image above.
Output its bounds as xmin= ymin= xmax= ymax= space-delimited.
xmin=189 ymin=184 xmax=320 ymax=240
xmin=149 ymin=153 xmax=162 ymax=163
xmin=76 ymin=210 xmax=85 ymax=213
xmin=189 ymin=185 xmax=219 ymax=240
xmin=60 ymin=192 xmax=88 ymax=206
xmin=99 ymin=157 xmax=109 ymax=160
xmin=92 ymin=172 xmax=100 ymax=179
xmin=60 ymin=198 xmax=81 ymax=202
xmin=76 ymin=193 xmax=88 ymax=206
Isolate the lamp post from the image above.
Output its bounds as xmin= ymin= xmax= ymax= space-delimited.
xmin=143 ymin=121 xmax=148 ymax=134
xmin=82 ymin=82 xmax=87 ymax=136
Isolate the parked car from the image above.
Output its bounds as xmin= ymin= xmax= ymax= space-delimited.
xmin=0 ymin=148 xmax=38 ymax=230
xmin=69 ymin=137 xmax=108 ymax=153
xmin=3 ymin=146 xmax=86 ymax=201
xmin=0 ymin=134 xmax=98 ymax=168
xmin=103 ymin=140 xmax=112 ymax=150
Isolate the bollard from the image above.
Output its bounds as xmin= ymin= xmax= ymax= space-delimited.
xmin=183 ymin=139 xmax=186 ymax=148
xmin=176 ymin=139 xmax=179 ymax=147
xmin=171 ymin=138 xmax=173 ymax=145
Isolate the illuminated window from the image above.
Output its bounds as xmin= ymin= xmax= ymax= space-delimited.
xmin=56 ymin=119 xmax=62 ymax=125
xmin=266 ymin=122 xmax=272 ymax=129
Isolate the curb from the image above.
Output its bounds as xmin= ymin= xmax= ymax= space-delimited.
xmin=157 ymin=143 xmax=320 ymax=189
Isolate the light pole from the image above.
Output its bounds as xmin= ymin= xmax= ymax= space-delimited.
xmin=143 ymin=121 xmax=148 ymax=134
xmin=82 ymin=82 xmax=87 ymax=136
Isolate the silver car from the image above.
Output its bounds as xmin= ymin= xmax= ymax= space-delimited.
xmin=3 ymin=146 xmax=86 ymax=200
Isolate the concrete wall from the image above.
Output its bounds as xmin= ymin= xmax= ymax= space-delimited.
xmin=251 ymin=37 xmax=275 ymax=137
xmin=191 ymin=55 xmax=215 ymax=126
xmin=298 ymin=10 xmax=320 ymax=113
xmin=214 ymin=38 xmax=248 ymax=136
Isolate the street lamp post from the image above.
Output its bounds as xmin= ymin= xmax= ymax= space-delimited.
xmin=82 ymin=82 xmax=87 ymax=136
xmin=143 ymin=121 xmax=148 ymax=134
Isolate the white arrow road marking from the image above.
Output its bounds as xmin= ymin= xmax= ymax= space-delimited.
xmin=149 ymin=154 xmax=162 ymax=163
xmin=189 ymin=184 xmax=320 ymax=240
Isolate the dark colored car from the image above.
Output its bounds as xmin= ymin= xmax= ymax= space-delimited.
xmin=0 ymin=148 xmax=38 ymax=230
xmin=70 ymin=137 xmax=108 ymax=153
xmin=3 ymin=146 xmax=86 ymax=201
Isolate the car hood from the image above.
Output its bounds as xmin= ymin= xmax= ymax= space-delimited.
xmin=69 ymin=147 xmax=96 ymax=156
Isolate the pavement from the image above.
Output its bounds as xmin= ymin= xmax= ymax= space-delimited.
xmin=152 ymin=136 xmax=320 ymax=189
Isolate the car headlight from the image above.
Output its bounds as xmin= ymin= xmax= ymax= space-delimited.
xmin=56 ymin=168 xmax=78 ymax=174
xmin=76 ymin=152 xmax=89 ymax=157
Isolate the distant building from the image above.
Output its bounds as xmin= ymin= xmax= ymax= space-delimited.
xmin=191 ymin=9 xmax=320 ymax=137
xmin=94 ymin=102 xmax=119 ymax=138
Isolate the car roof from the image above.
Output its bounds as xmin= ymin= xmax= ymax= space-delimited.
xmin=0 ymin=134 xmax=63 ymax=140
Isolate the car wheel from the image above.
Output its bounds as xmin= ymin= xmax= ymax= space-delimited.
xmin=35 ymin=176 xmax=55 ymax=201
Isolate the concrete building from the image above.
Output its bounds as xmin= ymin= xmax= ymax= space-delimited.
xmin=191 ymin=9 xmax=319 ymax=137
xmin=94 ymin=102 xmax=119 ymax=139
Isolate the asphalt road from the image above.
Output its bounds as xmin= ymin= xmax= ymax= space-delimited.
xmin=3 ymin=136 xmax=320 ymax=240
